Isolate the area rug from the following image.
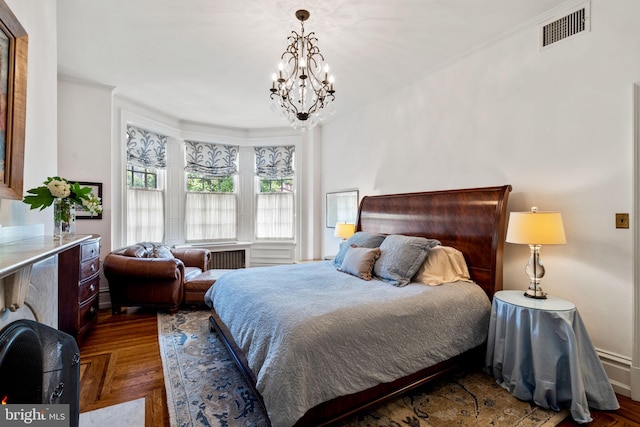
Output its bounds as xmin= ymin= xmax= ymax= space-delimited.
xmin=158 ymin=309 xmax=569 ymax=427
xmin=79 ymin=397 xmax=145 ymax=427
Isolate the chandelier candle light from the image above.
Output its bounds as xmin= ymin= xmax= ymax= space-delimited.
xmin=270 ymin=9 xmax=336 ymax=129
xmin=505 ymin=207 xmax=567 ymax=299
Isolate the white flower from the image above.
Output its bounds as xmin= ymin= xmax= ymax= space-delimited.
xmin=47 ymin=179 xmax=71 ymax=198
xmin=82 ymin=194 xmax=103 ymax=216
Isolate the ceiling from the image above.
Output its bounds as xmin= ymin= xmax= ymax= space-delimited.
xmin=57 ymin=0 xmax=569 ymax=130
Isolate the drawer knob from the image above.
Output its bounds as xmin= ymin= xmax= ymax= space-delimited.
xmin=89 ymin=306 xmax=97 ymax=315
xmin=91 ymin=264 xmax=96 ymax=272
xmin=89 ymin=284 xmax=95 ymax=292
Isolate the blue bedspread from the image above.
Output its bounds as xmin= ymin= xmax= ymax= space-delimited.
xmin=205 ymin=261 xmax=491 ymax=427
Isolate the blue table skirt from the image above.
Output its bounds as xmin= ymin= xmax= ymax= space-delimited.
xmin=485 ymin=293 xmax=619 ymax=423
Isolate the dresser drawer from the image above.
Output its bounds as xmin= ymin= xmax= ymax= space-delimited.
xmin=80 ymin=257 xmax=100 ymax=281
xmin=79 ymin=276 xmax=99 ymax=304
xmin=79 ymin=295 xmax=99 ymax=329
xmin=81 ymin=240 xmax=100 ymax=262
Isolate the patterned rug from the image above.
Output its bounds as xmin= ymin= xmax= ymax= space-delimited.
xmin=158 ymin=309 xmax=569 ymax=427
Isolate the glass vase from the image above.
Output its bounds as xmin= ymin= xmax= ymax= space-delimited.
xmin=53 ymin=198 xmax=76 ymax=240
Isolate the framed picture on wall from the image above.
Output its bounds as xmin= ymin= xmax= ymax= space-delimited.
xmin=0 ymin=0 xmax=28 ymax=200
xmin=326 ymin=189 xmax=359 ymax=228
xmin=75 ymin=181 xmax=102 ymax=219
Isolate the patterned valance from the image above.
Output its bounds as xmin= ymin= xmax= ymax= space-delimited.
xmin=185 ymin=141 xmax=238 ymax=177
xmin=126 ymin=125 xmax=167 ymax=169
xmin=255 ymin=145 xmax=295 ymax=178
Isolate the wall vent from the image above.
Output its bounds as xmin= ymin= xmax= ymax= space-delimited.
xmin=540 ymin=3 xmax=590 ymax=49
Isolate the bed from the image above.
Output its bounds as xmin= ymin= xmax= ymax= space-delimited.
xmin=205 ymin=185 xmax=512 ymax=426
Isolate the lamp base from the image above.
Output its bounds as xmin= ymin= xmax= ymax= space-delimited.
xmin=524 ymin=287 xmax=547 ymax=299
xmin=523 ymin=245 xmax=547 ymax=299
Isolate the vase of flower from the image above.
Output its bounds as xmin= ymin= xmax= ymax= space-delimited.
xmin=53 ymin=198 xmax=76 ymax=240
xmin=23 ymin=177 xmax=102 ymax=240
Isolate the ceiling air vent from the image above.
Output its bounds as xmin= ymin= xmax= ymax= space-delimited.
xmin=540 ymin=3 xmax=590 ymax=49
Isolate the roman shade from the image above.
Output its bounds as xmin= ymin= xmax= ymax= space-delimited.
xmin=255 ymin=145 xmax=295 ymax=178
xmin=185 ymin=141 xmax=239 ymax=177
xmin=126 ymin=125 xmax=167 ymax=169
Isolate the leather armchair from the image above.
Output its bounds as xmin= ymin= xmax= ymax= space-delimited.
xmin=104 ymin=242 xmax=210 ymax=313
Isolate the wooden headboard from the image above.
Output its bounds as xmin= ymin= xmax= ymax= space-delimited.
xmin=357 ymin=185 xmax=512 ymax=299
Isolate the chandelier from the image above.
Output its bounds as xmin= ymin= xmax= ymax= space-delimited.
xmin=270 ymin=9 xmax=336 ymax=129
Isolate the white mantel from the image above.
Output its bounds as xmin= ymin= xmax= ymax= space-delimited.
xmin=0 ymin=233 xmax=90 ymax=328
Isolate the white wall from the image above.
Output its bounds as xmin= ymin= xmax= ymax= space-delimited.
xmin=58 ymin=77 xmax=113 ymax=258
xmin=321 ymin=0 xmax=640 ymax=393
xmin=0 ymin=0 xmax=57 ymax=233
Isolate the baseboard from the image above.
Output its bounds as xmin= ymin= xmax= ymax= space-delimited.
xmin=631 ymin=366 xmax=640 ymax=401
xmin=98 ymin=289 xmax=112 ymax=309
xmin=597 ymin=348 xmax=632 ymax=397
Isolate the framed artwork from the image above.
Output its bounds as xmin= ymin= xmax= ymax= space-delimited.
xmin=0 ymin=0 xmax=27 ymax=200
xmin=75 ymin=181 xmax=102 ymax=219
xmin=326 ymin=189 xmax=359 ymax=228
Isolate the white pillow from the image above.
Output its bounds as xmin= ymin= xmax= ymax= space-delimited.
xmin=413 ymin=246 xmax=472 ymax=285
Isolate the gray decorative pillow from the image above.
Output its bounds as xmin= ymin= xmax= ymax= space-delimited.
xmin=373 ymin=235 xmax=441 ymax=287
xmin=151 ymin=244 xmax=175 ymax=259
xmin=332 ymin=232 xmax=386 ymax=268
xmin=338 ymin=245 xmax=381 ymax=280
xmin=123 ymin=244 xmax=147 ymax=258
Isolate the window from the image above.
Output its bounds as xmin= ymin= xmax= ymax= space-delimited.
xmin=126 ymin=125 xmax=167 ymax=244
xmin=127 ymin=164 xmax=158 ymax=189
xmin=259 ymin=177 xmax=293 ymax=193
xmin=184 ymin=142 xmax=238 ymax=241
xmin=255 ymin=146 xmax=295 ymax=240
xmin=186 ymin=174 xmax=233 ymax=192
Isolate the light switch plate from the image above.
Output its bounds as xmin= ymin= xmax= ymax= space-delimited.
xmin=616 ymin=213 xmax=629 ymax=229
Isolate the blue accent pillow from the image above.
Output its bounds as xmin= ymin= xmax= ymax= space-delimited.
xmin=332 ymin=232 xmax=386 ymax=268
xmin=373 ymin=235 xmax=441 ymax=287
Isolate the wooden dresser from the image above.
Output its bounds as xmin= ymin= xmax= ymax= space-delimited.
xmin=58 ymin=234 xmax=101 ymax=342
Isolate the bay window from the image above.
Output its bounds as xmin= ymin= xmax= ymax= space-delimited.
xmin=184 ymin=141 xmax=238 ymax=242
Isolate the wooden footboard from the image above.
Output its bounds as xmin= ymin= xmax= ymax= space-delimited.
xmin=208 ymin=310 xmax=269 ymax=419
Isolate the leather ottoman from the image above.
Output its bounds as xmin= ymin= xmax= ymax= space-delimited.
xmin=184 ymin=269 xmax=234 ymax=306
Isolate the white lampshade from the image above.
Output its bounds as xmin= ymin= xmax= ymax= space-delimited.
xmin=334 ymin=222 xmax=355 ymax=240
xmin=506 ymin=208 xmax=566 ymax=245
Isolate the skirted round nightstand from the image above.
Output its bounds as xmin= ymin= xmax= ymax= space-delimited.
xmin=484 ymin=290 xmax=619 ymax=423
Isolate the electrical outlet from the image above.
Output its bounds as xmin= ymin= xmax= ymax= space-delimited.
xmin=616 ymin=213 xmax=629 ymax=229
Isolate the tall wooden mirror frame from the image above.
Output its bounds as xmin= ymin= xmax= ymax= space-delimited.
xmin=0 ymin=0 xmax=27 ymax=200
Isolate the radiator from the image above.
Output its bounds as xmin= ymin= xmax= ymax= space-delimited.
xmin=209 ymin=249 xmax=246 ymax=269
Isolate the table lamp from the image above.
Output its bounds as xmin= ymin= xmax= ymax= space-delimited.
xmin=334 ymin=222 xmax=355 ymax=241
xmin=505 ymin=207 xmax=566 ymax=299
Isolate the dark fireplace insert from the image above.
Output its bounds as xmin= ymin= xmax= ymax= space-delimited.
xmin=0 ymin=319 xmax=80 ymax=427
